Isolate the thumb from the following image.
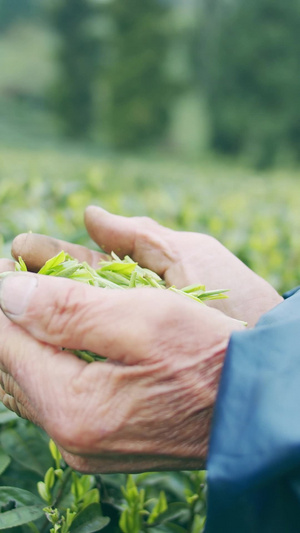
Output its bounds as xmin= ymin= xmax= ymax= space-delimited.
xmin=11 ymin=232 xmax=106 ymax=272
xmin=0 ymin=272 xmax=168 ymax=365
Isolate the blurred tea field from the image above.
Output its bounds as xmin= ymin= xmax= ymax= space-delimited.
xmin=1 ymin=144 xmax=299 ymax=294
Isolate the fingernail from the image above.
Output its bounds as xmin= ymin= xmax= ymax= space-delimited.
xmin=0 ymin=274 xmax=38 ymax=317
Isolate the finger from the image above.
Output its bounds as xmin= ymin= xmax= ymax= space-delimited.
xmin=0 ymin=296 xmax=125 ymax=448
xmin=0 ymin=385 xmax=23 ymax=418
xmin=0 ymin=305 xmax=82 ymax=401
xmin=0 ymin=272 xmax=163 ymax=364
xmin=0 ymin=261 xmax=23 ymax=415
xmin=0 ymin=259 xmax=16 ymax=273
xmin=0 ymin=271 xmax=226 ymax=366
xmin=11 ymin=233 xmax=107 ymax=272
xmin=84 ymin=206 xmax=175 ymax=276
xmin=0 ymin=370 xmax=37 ymax=422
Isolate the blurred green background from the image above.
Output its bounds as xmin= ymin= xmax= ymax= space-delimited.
xmin=0 ymin=0 xmax=300 ymax=292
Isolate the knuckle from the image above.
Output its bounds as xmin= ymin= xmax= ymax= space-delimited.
xmin=136 ymin=215 xmax=155 ymax=225
xmin=135 ymin=216 xmax=161 ymax=233
xmin=201 ymin=233 xmax=219 ymax=247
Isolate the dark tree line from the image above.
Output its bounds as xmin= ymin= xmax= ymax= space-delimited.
xmin=52 ymin=0 xmax=300 ymax=164
xmin=51 ymin=0 xmax=179 ymax=148
xmin=51 ymin=0 xmax=104 ymax=139
xmin=11 ymin=0 xmax=298 ymax=164
xmin=200 ymin=0 xmax=300 ymax=167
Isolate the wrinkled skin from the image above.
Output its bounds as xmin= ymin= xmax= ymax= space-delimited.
xmin=0 ymin=207 xmax=282 ymax=473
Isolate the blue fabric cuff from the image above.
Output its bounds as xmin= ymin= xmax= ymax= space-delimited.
xmin=205 ymin=289 xmax=300 ymax=533
xmin=283 ymin=285 xmax=300 ymax=299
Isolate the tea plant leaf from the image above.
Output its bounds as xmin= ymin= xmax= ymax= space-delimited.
xmin=1 ymin=425 xmax=52 ymax=477
xmin=0 ymin=506 xmax=44 ymax=530
xmin=70 ymin=503 xmax=110 ymax=533
xmin=148 ymin=491 xmax=168 ymax=524
xmin=191 ymin=514 xmax=206 ymax=533
xmin=0 ymin=449 xmax=10 ymax=476
xmin=0 ymin=487 xmax=43 ymax=529
xmin=156 ymin=523 xmax=188 ymax=533
xmin=0 ymin=487 xmax=43 ymax=507
xmin=149 ymin=502 xmax=189 ymax=526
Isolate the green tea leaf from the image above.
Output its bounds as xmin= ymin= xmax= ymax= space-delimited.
xmin=38 ymin=251 xmax=67 ymax=275
xmin=49 ymin=439 xmax=62 ymax=469
xmin=96 ymin=270 xmax=131 ymax=287
xmin=44 ymin=467 xmax=55 ymax=490
xmin=70 ymin=503 xmax=110 ymax=533
xmin=1 ymin=425 xmax=52 ymax=477
xmin=148 ymin=491 xmax=168 ymax=524
xmin=99 ymin=261 xmax=137 ymax=275
xmin=149 ymin=502 xmax=189 ymax=525
xmin=0 ymin=449 xmax=10 ymax=476
xmin=0 ymin=486 xmax=43 ymax=508
xmin=37 ymin=481 xmax=50 ymax=503
xmin=191 ymin=514 xmax=206 ymax=533
xmin=16 ymin=257 xmax=27 ymax=272
xmin=80 ymin=489 xmax=100 ymax=510
xmin=0 ymin=506 xmax=44 ymax=530
xmin=180 ymin=284 xmax=206 ymax=293
xmin=158 ymin=523 xmax=187 ymax=533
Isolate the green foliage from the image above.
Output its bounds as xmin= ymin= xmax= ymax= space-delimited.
xmin=0 ymin=422 xmax=111 ymax=532
xmin=34 ymin=442 xmax=109 ymax=533
xmin=0 ymin=413 xmax=207 ymax=532
xmin=200 ymin=0 xmax=300 ymax=167
xmin=119 ymin=476 xmax=145 ymax=533
xmin=0 ymin=486 xmax=44 ymax=530
xmin=0 ymin=0 xmax=34 ymax=31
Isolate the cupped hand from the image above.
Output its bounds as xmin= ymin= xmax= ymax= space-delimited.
xmin=12 ymin=207 xmax=282 ymax=327
xmin=0 ymin=261 xmax=243 ymax=473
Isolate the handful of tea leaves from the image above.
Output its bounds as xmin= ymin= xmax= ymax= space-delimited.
xmin=14 ymin=251 xmax=229 ymax=362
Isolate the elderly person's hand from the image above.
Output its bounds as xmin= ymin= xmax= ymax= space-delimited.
xmin=0 ymin=258 xmax=243 ymax=473
xmin=12 ymin=207 xmax=282 ymax=327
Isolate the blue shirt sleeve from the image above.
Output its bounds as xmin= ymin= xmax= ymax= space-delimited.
xmin=205 ymin=288 xmax=300 ymax=533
